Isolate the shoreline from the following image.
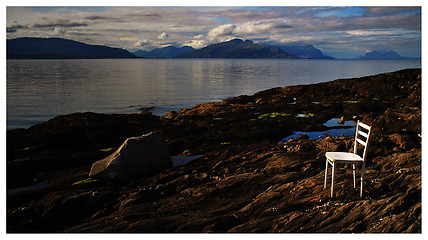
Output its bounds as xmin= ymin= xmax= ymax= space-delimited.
xmin=7 ymin=66 xmax=421 ymax=131
xmin=7 ymin=68 xmax=421 ymax=233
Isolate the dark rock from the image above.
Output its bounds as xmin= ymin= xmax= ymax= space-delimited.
xmin=164 ymin=111 xmax=178 ymax=120
xmin=139 ymin=106 xmax=154 ymax=112
xmin=315 ymin=137 xmax=348 ymax=152
xmin=296 ymin=133 xmax=309 ymax=140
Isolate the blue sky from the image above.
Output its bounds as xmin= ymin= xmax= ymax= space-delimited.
xmin=6 ymin=5 xmax=421 ymax=58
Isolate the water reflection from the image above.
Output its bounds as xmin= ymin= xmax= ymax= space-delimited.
xmin=171 ymin=155 xmax=204 ymax=167
xmin=7 ymin=59 xmax=420 ymax=129
xmin=323 ymin=118 xmax=356 ymax=127
xmin=8 ymin=182 xmax=50 ymax=196
xmin=279 ymin=118 xmax=357 ymax=143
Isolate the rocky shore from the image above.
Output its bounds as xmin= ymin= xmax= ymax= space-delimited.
xmin=7 ymin=68 xmax=421 ymax=233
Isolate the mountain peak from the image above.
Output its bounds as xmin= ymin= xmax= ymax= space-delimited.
xmin=278 ymin=45 xmax=333 ymax=59
xmin=358 ymin=50 xmax=404 ymax=59
xmin=133 ymin=45 xmax=195 ymax=58
xmin=228 ymin=38 xmax=244 ymax=43
xmin=176 ymin=39 xmax=299 ymax=59
xmin=7 ymin=37 xmax=135 ymax=59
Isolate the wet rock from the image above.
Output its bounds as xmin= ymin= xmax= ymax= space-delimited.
xmin=164 ymin=111 xmax=178 ymax=120
xmin=139 ymin=106 xmax=154 ymax=112
xmin=89 ymin=132 xmax=172 ymax=184
xmin=280 ymin=139 xmax=314 ymax=153
xmin=315 ymin=137 xmax=348 ymax=152
xmin=296 ymin=133 xmax=309 ymax=140
xmin=387 ymin=133 xmax=419 ymax=151
xmin=118 ymin=188 xmax=159 ymax=211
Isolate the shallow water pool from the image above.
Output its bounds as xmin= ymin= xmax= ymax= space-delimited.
xmin=279 ymin=118 xmax=357 ymax=143
xmin=171 ymin=155 xmax=204 ymax=167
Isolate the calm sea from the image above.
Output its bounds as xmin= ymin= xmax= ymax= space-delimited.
xmin=7 ymin=59 xmax=420 ymax=130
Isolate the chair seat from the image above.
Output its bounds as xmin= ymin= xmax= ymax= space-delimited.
xmin=325 ymin=152 xmax=363 ymax=163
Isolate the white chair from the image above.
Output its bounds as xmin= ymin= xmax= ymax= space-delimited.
xmin=324 ymin=121 xmax=372 ymax=197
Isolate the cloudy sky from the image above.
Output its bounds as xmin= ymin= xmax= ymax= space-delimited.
xmin=6 ymin=5 xmax=421 ymax=58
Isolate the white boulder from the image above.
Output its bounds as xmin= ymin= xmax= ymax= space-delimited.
xmin=89 ymin=131 xmax=172 ymax=183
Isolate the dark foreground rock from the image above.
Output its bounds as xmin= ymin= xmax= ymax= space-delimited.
xmin=7 ymin=68 xmax=421 ymax=233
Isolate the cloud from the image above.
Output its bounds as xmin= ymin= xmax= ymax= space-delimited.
xmin=131 ymin=39 xmax=180 ymax=50
xmin=234 ymin=19 xmax=291 ymax=35
xmin=345 ymin=29 xmax=400 ymax=36
xmin=207 ymin=19 xmax=292 ymax=40
xmin=365 ymin=7 xmax=421 ymax=16
xmin=158 ymin=41 xmax=178 ymax=47
xmin=120 ymin=37 xmax=138 ymax=42
xmin=185 ymin=39 xmax=207 ymax=49
xmin=133 ymin=39 xmax=151 ymax=48
xmin=52 ymin=27 xmax=66 ymax=35
xmin=207 ymin=24 xmax=236 ymax=40
xmin=32 ymin=19 xmax=87 ymax=28
xmin=185 ymin=35 xmax=207 ymax=48
xmin=7 ymin=24 xmax=27 ymax=33
xmin=221 ymin=8 xmax=290 ymax=23
xmin=7 ymin=28 xmax=17 ymax=33
xmin=157 ymin=32 xmax=168 ymax=39
xmin=125 ymin=13 xmax=162 ymax=21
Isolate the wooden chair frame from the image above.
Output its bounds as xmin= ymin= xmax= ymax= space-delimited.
xmin=324 ymin=121 xmax=372 ymax=197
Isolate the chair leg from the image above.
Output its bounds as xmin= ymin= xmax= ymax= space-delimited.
xmin=353 ymin=164 xmax=356 ymax=188
xmin=331 ymin=162 xmax=335 ymax=197
xmin=324 ymin=160 xmax=329 ymax=189
xmin=360 ymin=163 xmax=366 ymax=197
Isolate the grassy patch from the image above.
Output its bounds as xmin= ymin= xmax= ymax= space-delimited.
xmin=18 ymin=146 xmax=34 ymax=152
xmin=181 ymin=149 xmax=191 ymax=156
xmin=301 ymin=112 xmax=314 ymax=118
xmin=72 ymin=178 xmax=99 ymax=186
xmin=401 ymin=106 xmax=419 ymax=110
xmin=296 ymin=112 xmax=315 ymax=118
xmin=251 ymin=112 xmax=314 ymax=120
xmin=252 ymin=112 xmax=292 ymax=120
xmin=343 ymin=100 xmax=361 ymax=104
xmin=75 ymin=171 xmax=89 ymax=177
xmin=98 ymin=147 xmax=115 ymax=152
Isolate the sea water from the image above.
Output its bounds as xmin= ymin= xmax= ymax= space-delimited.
xmin=7 ymin=58 xmax=420 ymax=130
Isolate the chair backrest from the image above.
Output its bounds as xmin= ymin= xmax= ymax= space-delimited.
xmin=353 ymin=121 xmax=372 ymax=161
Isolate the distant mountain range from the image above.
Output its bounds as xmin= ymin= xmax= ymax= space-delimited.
xmin=8 ymin=37 xmax=418 ymax=60
xmin=278 ymin=45 xmax=333 ymax=59
xmin=176 ymin=39 xmax=299 ymax=59
xmin=133 ymin=46 xmax=195 ymax=58
xmin=7 ymin=37 xmax=136 ymax=59
xmin=137 ymin=40 xmax=332 ymax=59
xmin=358 ymin=50 xmax=416 ymax=60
